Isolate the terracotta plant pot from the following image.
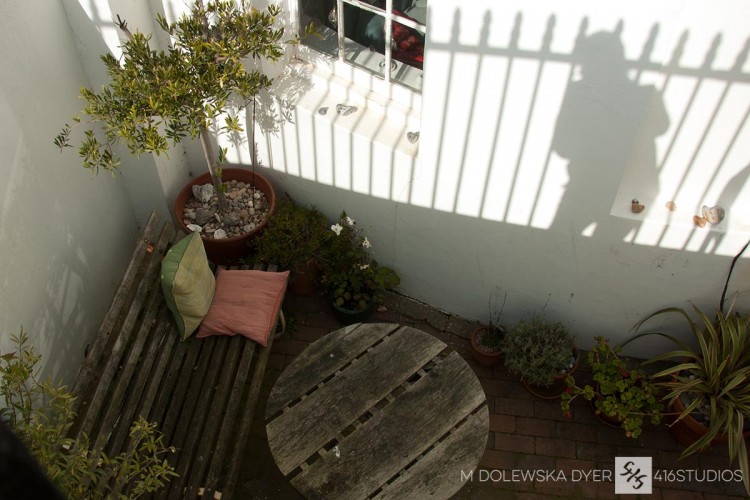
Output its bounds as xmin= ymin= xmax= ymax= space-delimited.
xmin=589 ymin=393 xmax=624 ymax=429
xmin=289 ymin=259 xmax=320 ymax=296
xmin=522 ymin=349 xmax=580 ymax=400
xmin=470 ymin=326 xmax=504 ymax=367
xmin=174 ymin=168 xmax=276 ymax=266
xmin=667 ymin=394 xmax=750 ymax=447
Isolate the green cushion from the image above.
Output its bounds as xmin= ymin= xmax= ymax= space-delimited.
xmin=161 ymin=232 xmax=216 ymax=339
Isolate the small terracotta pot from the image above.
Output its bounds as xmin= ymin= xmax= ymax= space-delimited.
xmin=289 ymin=259 xmax=320 ymax=296
xmin=470 ymin=326 xmax=504 ymax=367
xmin=174 ymin=168 xmax=276 ymax=266
xmin=590 ymin=394 xmax=623 ymax=429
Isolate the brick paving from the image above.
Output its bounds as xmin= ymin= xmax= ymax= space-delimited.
xmin=236 ymin=292 xmax=749 ymax=499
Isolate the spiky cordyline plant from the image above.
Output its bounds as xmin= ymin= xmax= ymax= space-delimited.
xmin=55 ymin=0 xmax=285 ymax=210
xmin=631 ymin=305 xmax=750 ymax=495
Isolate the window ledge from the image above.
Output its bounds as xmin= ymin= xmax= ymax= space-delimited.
xmin=274 ymin=60 xmax=422 ymax=157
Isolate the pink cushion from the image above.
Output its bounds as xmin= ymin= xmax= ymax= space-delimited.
xmin=196 ymin=268 xmax=289 ymax=346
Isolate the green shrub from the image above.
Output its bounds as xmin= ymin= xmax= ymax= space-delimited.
xmin=0 ymin=329 xmax=177 ymax=499
xmin=502 ymin=316 xmax=576 ymax=387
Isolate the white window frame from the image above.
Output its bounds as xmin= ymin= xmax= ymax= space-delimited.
xmin=290 ymin=0 xmax=425 ymax=108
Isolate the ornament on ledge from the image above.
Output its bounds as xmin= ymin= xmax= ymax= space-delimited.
xmin=336 ymin=104 xmax=358 ymax=116
xmin=631 ymin=199 xmax=645 ymax=214
xmin=693 ymin=205 xmax=725 ymax=228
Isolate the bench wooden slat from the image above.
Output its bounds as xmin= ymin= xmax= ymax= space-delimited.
xmin=148 ymin=333 xmax=192 ymax=426
xmin=165 ymin=338 xmax=217 ymax=460
xmin=201 ymin=340 xmax=258 ymax=499
xmin=72 ymin=211 xmax=162 ymax=400
xmin=71 ymin=210 xmax=284 ymax=500
xmin=107 ymin=308 xmax=175 ymax=455
xmin=223 ymin=336 xmax=274 ymax=498
xmin=93 ymin=264 xmax=167 ymax=452
xmin=166 ymin=337 xmax=230 ymax=500
xmin=183 ymin=335 xmax=244 ymax=498
xmin=76 ymin=221 xmax=175 ymax=442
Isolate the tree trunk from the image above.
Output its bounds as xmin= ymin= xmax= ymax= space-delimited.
xmin=199 ymin=127 xmax=228 ymax=210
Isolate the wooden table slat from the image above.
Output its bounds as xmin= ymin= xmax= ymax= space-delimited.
xmin=267 ymin=326 xmax=445 ymax=475
xmin=372 ymin=406 xmax=489 ymax=499
xmin=266 ymin=323 xmax=398 ymax=417
xmin=291 ymin=352 xmax=487 ymax=499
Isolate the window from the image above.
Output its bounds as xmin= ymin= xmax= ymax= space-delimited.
xmin=298 ymin=0 xmax=427 ymax=92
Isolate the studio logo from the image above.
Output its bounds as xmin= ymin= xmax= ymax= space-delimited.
xmin=615 ymin=457 xmax=652 ymax=494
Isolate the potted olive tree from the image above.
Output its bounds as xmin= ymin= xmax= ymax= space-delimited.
xmin=502 ymin=316 xmax=578 ymax=399
xmin=55 ymin=0 xmax=286 ymax=264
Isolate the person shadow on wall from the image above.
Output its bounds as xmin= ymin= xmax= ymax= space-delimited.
xmin=551 ymin=29 xmax=669 ymax=242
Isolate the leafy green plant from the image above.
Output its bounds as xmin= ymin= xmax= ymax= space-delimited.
xmin=560 ymin=337 xmax=663 ymax=439
xmin=322 ymin=212 xmax=400 ymax=310
xmin=476 ymin=325 xmax=505 ymax=351
xmin=1 ymin=329 xmax=177 ymax=499
xmin=477 ymin=289 xmax=506 ymax=351
xmin=254 ymin=196 xmax=333 ymax=270
xmin=502 ymin=316 xmax=576 ymax=387
xmin=631 ymin=305 xmax=750 ymax=495
xmin=54 ymin=0 xmax=285 ymax=210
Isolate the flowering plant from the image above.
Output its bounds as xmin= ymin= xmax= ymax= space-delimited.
xmin=322 ymin=212 xmax=400 ymax=310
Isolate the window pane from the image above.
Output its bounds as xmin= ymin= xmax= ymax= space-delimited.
xmin=298 ymin=0 xmax=426 ymax=92
xmin=298 ymin=0 xmax=338 ymax=57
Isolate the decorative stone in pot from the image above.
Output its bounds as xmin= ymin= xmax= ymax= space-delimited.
xmin=175 ymin=168 xmax=276 ymax=266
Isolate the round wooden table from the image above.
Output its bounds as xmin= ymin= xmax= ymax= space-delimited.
xmin=266 ymin=323 xmax=489 ymax=499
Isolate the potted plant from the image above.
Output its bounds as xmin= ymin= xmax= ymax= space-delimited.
xmin=54 ymin=0 xmax=287 ymax=264
xmin=470 ymin=291 xmax=507 ymax=366
xmin=560 ymin=337 xmax=663 ymax=438
xmin=0 ymin=329 xmax=177 ymax=498
xmin=630 ymin=305 xmax=750 ymax=495
xmin=470 ymin=324 xmax=506 ymax=367
xmin=321 ymin=212 xmax=400 ymax=325
xmin=502 ymin=316 xmax=578 ymax=399
xmin=254 ymin=195 xmax=333 ymax=295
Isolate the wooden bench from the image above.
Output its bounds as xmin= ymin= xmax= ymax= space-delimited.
xmin=70 ymin=211 xmax=283 ymax=500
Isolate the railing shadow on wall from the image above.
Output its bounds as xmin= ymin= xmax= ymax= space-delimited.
xmin=422 ymin=9 xmax=750 ymax=254
xmin=256 ymin=7 xmax=750 ymax=258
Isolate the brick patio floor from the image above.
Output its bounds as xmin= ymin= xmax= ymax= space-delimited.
xmin=237 ymin=292 xmax=748 ymax=499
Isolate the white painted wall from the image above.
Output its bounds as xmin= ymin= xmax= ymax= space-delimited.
xmin=61 ymin=0 xmax=191 ymax=224
xmin=4 ymin=0 xmax=746 ymax=382
xmin=253 ymin=0 xmax=750 ymax=356
xmin=0 ymin=1 xmax=138 ymax=384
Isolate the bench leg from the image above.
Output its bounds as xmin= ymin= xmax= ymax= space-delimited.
xmin=274 ymin=310 xmax=287 ymax=340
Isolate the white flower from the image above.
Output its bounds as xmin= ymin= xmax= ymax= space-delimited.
xmin=331 ymin=223 xmax=343 ymax=235
xmin=362 ymin=237 xmax=371 ymax=248
xmin=345 ymin=216 xmax=355 ymax=226
xmin=359 ymin=264 xmax=370 ymax=270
